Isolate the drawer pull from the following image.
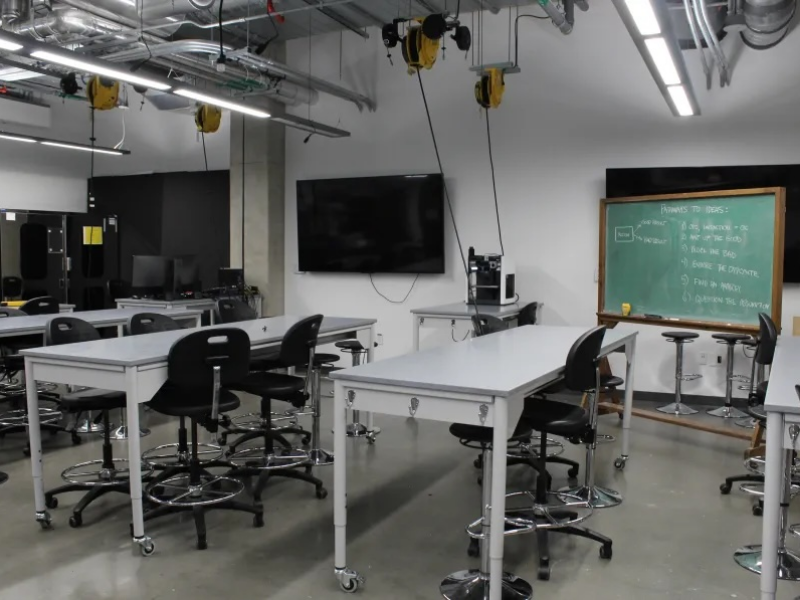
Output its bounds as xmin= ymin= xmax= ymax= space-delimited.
xmin=790 ymin=424 xmax=800 ymax=450
xmin=346 ymin=390 xmax=356 ymax=408
xmin=479 ymin=404 xmax=489 ymax=425
xmin=409 ymin=397 xmax=420 ymax=417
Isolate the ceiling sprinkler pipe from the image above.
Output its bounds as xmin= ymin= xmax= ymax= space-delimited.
xmin=741 ymin=0 xmax=796 ymax=49
xmin=538 ymin=0 xmax=572 ymax=34
xmin=1 ymin=0 xmax=29 ymax=25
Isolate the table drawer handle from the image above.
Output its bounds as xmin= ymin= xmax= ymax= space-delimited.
xmin=346 ymin=390 xmax=356 ymax=408
xmin=479 ymin=404 xmax=488 ymax=425
xmin=790 ymin=425 xmax=800 ymax=450
xmin=409 ymin=397 xmax=420 ymax=417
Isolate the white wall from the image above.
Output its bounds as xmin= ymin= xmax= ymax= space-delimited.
xmin=0 ymin=91 xmax=230 ymax=213
xmin=284 ymin=4 xmax=800 ymax=396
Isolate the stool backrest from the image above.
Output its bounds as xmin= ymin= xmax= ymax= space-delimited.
xmin=471 ymin=314 xmax=507 ymax=337
xmin=20 ymin=296 xmax=59 ymax=315
xmin=215 ymin=298 xmax=257 ymax=324
xmin=279 ymin=314 xmax=323 ymax=368
xmin=46 ymin=317 xmax=101 ymax=346
xmin=128 ymin=312 xmax=181 ymax=336
xmin=564 ymin=326 xmax=606 ymax=392
xmin=755 ymin=312 xmax=777 ymax=367
xmin=167 ymin=328 xmax=250 ymax=389
xmin=518 ymin=302 xmax=539 ymax=326
xmin=0 ymin=308 xmax=24 ymax=318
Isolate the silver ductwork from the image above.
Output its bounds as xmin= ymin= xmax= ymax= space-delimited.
xmin=1 ymin=0 xmax=29 ymax=25
xmin=9 ymin=7 xmax=124 ymax=40
xmin=742 ymin=0 xmax=797 ymax=49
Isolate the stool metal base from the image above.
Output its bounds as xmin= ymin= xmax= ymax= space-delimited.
xmin=110 ymin=425 xmax=151 ymax=440
xmin=557 ymin=484 xmax=623 ymax=509
xmin=308 ymin=448 xmax=334 ymax=467
xmin=596 ymin=434 xmax=615 ymax=443
xmin=734 ymin=545 xmax=800 ymax=580
xmin=708 ymin=406 xmax=748 ymax=419
xmin=735 ymin=417 xmax=757 ymax=429
xmin=75 ymin=418 xmax=106 ymax=434
xmin=656 ymin=402 xmax=698 ymax=416
xmin=440 ymin=570 xmax=533 ymax=600
xmin=346 ymin=423 xmax=368 ymax=438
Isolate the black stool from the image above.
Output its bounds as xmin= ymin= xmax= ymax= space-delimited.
xmin=709 ymin=333 xmax=750 ymax=419
xmin=658 ymin=331 xmax=701 ymax=415
xmin=596 ymin=374 xmax=624 ymax=443
xmin=440 ymin=421 xmax=534 ymax=600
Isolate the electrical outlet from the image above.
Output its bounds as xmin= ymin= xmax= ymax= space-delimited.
xmin=708 ymin=355 xmax=723 ymax=368
xmin=377 ymin=334 xmax=384 ymax=346
xmin=698 ymin=352 xmax=708 ymax=365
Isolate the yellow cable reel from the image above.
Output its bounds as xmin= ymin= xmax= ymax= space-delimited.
xmin=87 ymin=76 xmax=119 ymax=110
xmin=475 ymin=68 xmax=505 ymax=109
xmin=402 ymin=23 xmax=441 ymax=75
xmin=195 ymin=104 xmax=223 ymax=134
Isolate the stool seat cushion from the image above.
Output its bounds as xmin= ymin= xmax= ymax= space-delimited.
xmin=311 ymin=353 xmax=340 ymax=366
xmin=601 ymin=375 xmax=624 ymax=388
xmin=229 ymin=372 xmax=306 ymax=403
xmin=149 ymin=385 xmax=240 ymax=418
xmin=712 ymin=333 xmax=750 ymax=343
xmin=522 ymin=398 xmax=589 ymax=437
xmin=448 ymin=420 xmax=532 ymax=444
xmin=60 ymin=388 xmax=127 ymax=411
xmin=662 ymin=331 xmax=699 ymax=341
xmin=335 ymin=340 xmax=364 ymax=352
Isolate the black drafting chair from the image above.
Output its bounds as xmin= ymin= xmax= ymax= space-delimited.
xmin=141 ymin=328 xmax=263 ymax=550
xmin=42 ymin=317 xmax=151 ymax=527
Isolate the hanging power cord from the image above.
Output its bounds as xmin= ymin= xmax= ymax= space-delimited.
xmin=369 ymin=273 xmax=420 ymax=304
xmin=133 ymin=0 xmax=153 ymax=71
xmin=484 ymin=108 xmax=504 ymax=255
xmin=415 ymin=69 xmax=482 ymax=330
xmin=451 ymin=324 xmax=471 ymax=342
xmin=217 ymin=0 xmax=226 ymax=67
xmin=513 ymin=13 xmax=549 ymax=68
xmin=201 ymin=132 xmax=209 ymax=171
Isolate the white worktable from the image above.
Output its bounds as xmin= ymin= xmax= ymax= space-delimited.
xmin=760 ymin=335 xmax=800 ymax=600
xmin=330 ymin=324 xmax=637 ymax=597
xmin=22 ymin=315 xmax=377 ymax=553
xmin=0 ymin=307 xmax=203 ymax=342
xmin=410 ymin=301 xmax=538 ymax=351
xmin=116 ymin=297 xmax=219 ymax=323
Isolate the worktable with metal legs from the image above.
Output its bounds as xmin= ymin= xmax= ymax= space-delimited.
xmin=759 ymin=336 xmax=800 ymax=600
xmin=331 ymin=325 xmax=637 ymax=597
xmin=22 ymin=316 xmax=377 ymax=554
xmin=410 ymin=301 xmax=539 ymax=352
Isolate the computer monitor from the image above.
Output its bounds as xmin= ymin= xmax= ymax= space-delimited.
xmin=218 ymin=267 xmax=243 ymax=290
xmin=173 ymin=256 xmax=200 ymax=293
xmin=131 ymin=255 xmax=172 ymax=297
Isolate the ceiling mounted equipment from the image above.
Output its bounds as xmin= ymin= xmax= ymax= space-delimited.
xmin=0 ymin=130 xmax=130 ymax=155
xmin=612 ymin=0 xmax=699 ymax=116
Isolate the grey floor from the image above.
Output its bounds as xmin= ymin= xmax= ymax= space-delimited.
xmin=0 ymin=391 xmax=796 ymax=600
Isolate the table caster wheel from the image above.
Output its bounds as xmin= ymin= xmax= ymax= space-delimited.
xmin=538 ymin=558 xmax=550 ymax=581
xmin=316 ymin=487 xmax=328 ymax=500
xmin=139 ymin=538 xmax=155 ymax=556
xmin=37 ymin=511 xmax=53 ymax=530
xmin=45 ymin=496 xmax=58 ymax=509
xmin=600 ymin=543 xmax=613 ymax=559
xmin=720 ymin=482 xmax=732 ymax=495
xmin=752 ymin=503 xmax=763 ymax=517
xmin=69 ymin=514 xmax=83 ymax=528
xmin=302 ymin=435 xmax=311 ymax=446
xmin=341 ymin=580 xmax=359 ymax=594
xmin=614 ymin=457 xmax=626 ymax=470
xmin=23 ymin=446 xmax=30 ymax=457
xmin=366 ymin=433 xmax=377 ymax=444
xmin=467 ymin=538 xmax=480 ymax=558
xmin=253 ymin=513 xmax=264 ymax=528
xmin=197 ymin=537 xmax=207 ymax=551
xmin=473 ymin=456 xmax=482 ymax=469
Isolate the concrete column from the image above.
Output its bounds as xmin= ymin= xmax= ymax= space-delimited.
xmin=229 ymin=86 xmax=286 ymax=317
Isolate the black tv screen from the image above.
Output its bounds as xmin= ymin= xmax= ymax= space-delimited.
xmin=607 ymin=165 xmax=800 ymax=283
xmin=297 ymin=174 xmax=445 ymax=274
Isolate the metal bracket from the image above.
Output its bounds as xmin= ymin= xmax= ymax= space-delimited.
xmin=790 ymin=424 xmax=800 ymax=450
xmin=346 ymin=390 xmax=356 ymax=409
xmin=409 ymin=397 xmax=420 ymax=417
xmin=479 ymin=404 xmax=489 ymax=425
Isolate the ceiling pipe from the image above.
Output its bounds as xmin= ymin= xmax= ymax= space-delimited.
xmin=538 ymin=0 xmax=572 ymax=34
xmin=682 ymin=0 xmax=713 ymax=89
xmin=9 ymin=7 xmax=124 ymax=41
xmin=741 ymin=0 xmax=797 ymax=49
xmin=693 ymin=0 xmax=729 ymax=85
xmin=1 ymin=0 xmax=29 ymax=25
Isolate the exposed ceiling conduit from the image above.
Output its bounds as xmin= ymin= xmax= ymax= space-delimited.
xmin=8 ymin=7 xmax=125 ymax=41
xmin=742 ymin=0 xmax=797 ymax=48
xmin=104 ymin=40 xmax=375 ymax=110
xmin=1 ymin=0 xmax=29 ymax=25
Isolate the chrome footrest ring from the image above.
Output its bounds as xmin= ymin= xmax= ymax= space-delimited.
xmin=142 ymin=442 xmax=223 ymax=468
xmin=504 ymin=490 xmax=594 ymax=530
xmin=62 ymin=458 xmax=153 ymax=486
xmin=146 ymin=474 xmax=244 ymax=507
xmin=227 ymin=446 xmax=309 ymax=470
xmin=0 ymin=403 xmax=61 ymax=427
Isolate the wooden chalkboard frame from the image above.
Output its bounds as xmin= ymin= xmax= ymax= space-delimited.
xmin=598 ymin=187 xmax=786 ymax=334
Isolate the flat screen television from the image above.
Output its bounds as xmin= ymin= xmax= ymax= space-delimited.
xmin=297 ymin=174 xmax=445 ymax=274
xmin=606 ymin=165 xmax=800 ymax=283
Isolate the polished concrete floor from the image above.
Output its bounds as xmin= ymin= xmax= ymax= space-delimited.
xmin=0 ymin=393 xmax=795 ymax=600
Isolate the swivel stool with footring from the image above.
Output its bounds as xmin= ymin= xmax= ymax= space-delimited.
xmin=658 ymin=331 xmax=701 ymax=415
xmin=708 ymin=333 xmax=750 ymax=419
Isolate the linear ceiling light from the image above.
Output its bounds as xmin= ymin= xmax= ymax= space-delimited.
xmin=644 ymin=37 xmax=680 ymax=86
xmin=30 ymin=50 xmax=172 ymax=91
xmin=667 ymin=85 xmax=693 ymax=117
xmin=0 ymin=131 xmax=130 ymax=155
xmin=174 ymin=88 xmax=270 ymax=118
xmin=0 ymin=39 xmax=24 ymax=52
xmin=624 ymin=0 xmax=660 ymax=36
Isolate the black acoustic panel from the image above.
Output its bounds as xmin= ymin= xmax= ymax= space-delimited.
xmin=82 ymin=245 xmax=104 ymax=278
xmin=20 ymin=223 xmax=48 ymax=280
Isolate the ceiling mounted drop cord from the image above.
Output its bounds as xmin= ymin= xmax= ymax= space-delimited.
xmin=485 ymin=108 xmax=504 ymax=255
xmin=202 ymin=132 xmax=209 ymax=171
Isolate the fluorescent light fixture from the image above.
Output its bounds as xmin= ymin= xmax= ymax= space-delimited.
xmin=667 ymin=85 xmax=694 ymax=116
xmin=4 ymin=212 xmax=15 ymax=221
xmin=644 ymin=37 xmax=681 ymax=86
xmin=0 ymin=67 xmax=43 ymax=82
xmin=624 ymin=0 xmax=661 ymax=36
xmin=30 ymin=50 xmax=172 ymax=91
xmin=0 ymin=133 xmax=36 ymax=143
xmin=41 ymin=141 xmax=126 ymax=155
xmin=0 ymin=39 xmax=24 ymax=52
xmin=174 ymin=88 xmax=270 ymax=118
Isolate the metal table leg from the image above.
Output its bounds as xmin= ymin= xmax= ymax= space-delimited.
xmin=126 ymin=367 xmax=154 ymax=557
xmin=760 ymin=411 xmax=784 ymax=600
xmin=616 ymin=336 xmax=636 ymax=470
xmin=25 ymin=359 xmax=50 ymax=529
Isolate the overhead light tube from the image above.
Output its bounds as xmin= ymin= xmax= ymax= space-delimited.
xmin=644 ymin=37 xmax=681 ymax=86
xmin=30 ymin=50 xmax=172 ymax=91
xmin=667 ymin=85 xmax=694 ymax=117
xmin=174 ymin=88 xmax=270 ymax=118
xmin=624 ymin=0 xmax=661 ymax=35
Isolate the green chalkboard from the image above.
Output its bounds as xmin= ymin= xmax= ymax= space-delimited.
xmin=599 ymin=188 xmax=784 ymax=332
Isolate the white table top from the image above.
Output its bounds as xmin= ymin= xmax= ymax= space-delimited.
xmin=411 ymin=301 xmax=532 ymax=319
xmin=764 ymin=335 xmax=800 ymax=415
xmin=22 ymin=316 xmax=376 ymax=368
xmin=332 ymin=325 xmax=635 ymax=398
xmin=0 ymin=307 xmax=202 ymax=338
xmin=116 ymin=297 xmax=215 ymax=307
